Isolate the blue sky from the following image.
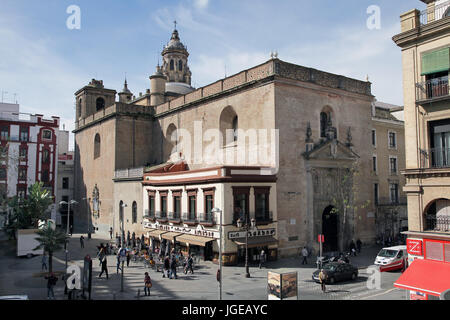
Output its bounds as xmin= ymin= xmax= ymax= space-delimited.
xmin=0 ymin=0 xmax=423 ymax=148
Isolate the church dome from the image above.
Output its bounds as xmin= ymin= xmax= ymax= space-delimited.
xmin=163 ymin=29 xmax=188 ymax=53
xmin=165 ymin=82 xmax=195 ymax=95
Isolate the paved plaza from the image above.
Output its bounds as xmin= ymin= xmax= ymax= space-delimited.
xmin=0 ymin=231 xmax=407 ymax=300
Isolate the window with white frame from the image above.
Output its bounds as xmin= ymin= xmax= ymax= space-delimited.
xmin=389 ymin=156 xmax=398 ymax=175
xmin=388 ymin=131 xmax=397 ymax=149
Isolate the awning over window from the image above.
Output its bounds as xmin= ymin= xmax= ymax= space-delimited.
xmin=233 ymin=236 xmax=278 ymax=248
xmin=176 ymin=234 xmax=215 ymax=247
xmin=394 ymin=259 xmax=450 ymax=296
xmin=421 ymin=48 xmax=450 ymax=75
xmin=147 ymin=229 xmax=168 ymax=238
xmin=160 ymin=232 xmax=183 ymax=241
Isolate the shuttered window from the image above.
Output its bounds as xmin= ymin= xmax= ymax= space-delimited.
xmin=421 ymin=48 xmax=450 ymax=76
xmin=425 ymin=241 xmax=444 ymax=261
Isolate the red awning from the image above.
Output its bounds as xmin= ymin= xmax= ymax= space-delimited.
xmin=394 ymin=259 xmax=450 ymax=296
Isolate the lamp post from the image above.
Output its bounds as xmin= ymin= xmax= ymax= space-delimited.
xmin=211 ymin=207 xmax=222 ymax=300
xmin=60 ymin=200 xmax=78 ymax=235
xmin=120 ymin=202 xmax=127 ymax=292
xmin=237 ymin=216 xmax=255 ymax=278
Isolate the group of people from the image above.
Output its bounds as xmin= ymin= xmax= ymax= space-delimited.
xmin=161 ymin=249 xmax=195 ymax=279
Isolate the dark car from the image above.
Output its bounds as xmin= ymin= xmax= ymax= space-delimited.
xmin=312 ymin=262 xmax=358 ymax=284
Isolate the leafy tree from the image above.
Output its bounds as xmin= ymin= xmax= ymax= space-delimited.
xmin=329 ymin=161 xmax=370 ymax=252
xmin=34 ymin=226 xmax=69 ymax=273
xmin=5 ymin=182 xmax=53 ymax=235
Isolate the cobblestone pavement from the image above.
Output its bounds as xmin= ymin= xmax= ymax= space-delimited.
xmin=0 ymin=231 xmax=407 ymax=300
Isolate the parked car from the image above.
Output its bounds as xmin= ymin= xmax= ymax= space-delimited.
xmin=312 ymin=262 xmax=359 ymax=284
xmin=374 ymin=245 xmax=407 ymax=272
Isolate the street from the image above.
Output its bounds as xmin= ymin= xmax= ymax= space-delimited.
xmin=0 ymin=231 xmax=406 ymax=300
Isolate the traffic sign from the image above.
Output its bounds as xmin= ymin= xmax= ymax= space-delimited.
xmin=318 ymin=234 xmax=324 ymax=243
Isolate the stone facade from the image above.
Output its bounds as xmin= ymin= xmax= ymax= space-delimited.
xmin=74 ymin=27 xmax=405 ymax=259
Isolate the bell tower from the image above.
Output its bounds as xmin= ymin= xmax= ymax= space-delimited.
xmin=75 ymin=79 xmax=116 ymax=121
xmin=161 ymin=21 xmax=192 ymax=85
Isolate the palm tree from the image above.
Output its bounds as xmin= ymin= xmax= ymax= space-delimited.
xmin=34 ymin=226 xmax=69 ymax=273
xmin=25 ymin=182 xmax=53 ymax=228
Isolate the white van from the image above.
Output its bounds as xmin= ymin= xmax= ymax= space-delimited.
xmin=374 ymin=245 xmax=407 ymax=272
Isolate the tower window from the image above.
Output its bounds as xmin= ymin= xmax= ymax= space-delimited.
xmin=78 ymin=98 xmax=82 ymax=118
xmin=170 ymin=59 xmax=174 ymax=71
xmin=96 ymin=97 xmax=105 ymax=111
xmin=94 ymin=134 xmax=101 ymax=159
xmin=178 ymin=60 xmax=183 ymax=71
xmin=232 ymin=116 xmax=238 ymax=142
xmin=320 ymin=112 xmax=329 ymax=138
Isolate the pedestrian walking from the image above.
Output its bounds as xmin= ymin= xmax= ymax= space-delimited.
xmin=349 ymin=240 xmax=357 ymax=256
xmin=126 ymin=250 xmax=131 ymax=267
xmin=116 ymin=254 xmax=122 ymax=274
xmin=97 ymin=243 xmax=106 ymax=266
xmin=356 ymin=239 xmax=362 ymax=254
xmin=45 ymin=272 xmax=58 ymax=299
xmin=319 ymin=269 xmax=327 ymax=293
xmin=301 ymin=246 xmax=308 ymax=265
xmin=184 ymin=254 xmax=194 ymax=274
xmin=170 ymin=254 xmax=178 ymax=279
xmin=144 ymin=272 xmax=152 ymax=296
xmin=163 ymin=255 xmax=170 ymax=278
xmin=98 ymin=256 xmax=109 ymax=279
xmin=259 ymin=250 xmax=266 ymax=269
xmin=41 ymin=252 xmax=48 ymax=271
xmin=80 ymin=236 xmax=85 ymax=249
xmin=109 ymin=227 xmax=113 ymax=240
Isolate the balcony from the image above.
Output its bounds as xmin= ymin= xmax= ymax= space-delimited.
xmin=155 ymin=211 xmax=167 ymax=222
xmin=255 ymin=211 xmax=273 ymax=225
xmin=168 ymin=211 xmax=181 ymax=224
xmin=198 ymin=212 xmax=215 ymax=226
xmin=420 ymin=1 xmax=450 ymax=25
xmin=143 ymin=209 xmax=155 ymax=220
xmin=181 ymin=212 xmax=197 ymax=225
xmin=425 ymin=215 xmax=450 ymax=232
xmin=416 ymin=75 xmax=449 ymax=105
xmin=420 ymin=147 xmax=450 ymax=169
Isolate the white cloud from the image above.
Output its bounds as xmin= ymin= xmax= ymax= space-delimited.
xmin=193 ymin=0 xmax=209 ymax=10
xmin=0 ymin=14 xmax=85 ymax=150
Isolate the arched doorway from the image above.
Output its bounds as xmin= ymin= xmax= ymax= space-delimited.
xmin=322 ymin=205 xmax=339 ymax=252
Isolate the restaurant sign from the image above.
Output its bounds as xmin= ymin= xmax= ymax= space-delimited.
xmin=228 ymin=228 xmax=276 ymax=240
xmin=144 ymin=221 xmax=219 ymax=239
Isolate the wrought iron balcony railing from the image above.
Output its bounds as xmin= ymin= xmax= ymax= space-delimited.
xmin=420 ymin=0 xmax=450 ymax=25
xmin=416 ymin=76 xmax=449 ymax=103
xmin=155 ymin=211 xmax=167 ymax=220
xmin=425 ymin=215 xmax=450 ymax=232
xmin=420 ymin=147 xmax=450 ymax=169
xmin=198 ymin=212 xmax=215 ymax=225
xmin=168 ymin=211 xmax=181 ymax=222
xmin=181 ymin=212 xmax=197 ymax=224
xmin=143 ymin=209 xmax=155 ymax=219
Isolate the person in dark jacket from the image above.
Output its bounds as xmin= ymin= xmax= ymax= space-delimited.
xmin=349 ymin=240 xmax=357 ymax=256
xmin=45 ymin=272 xmax=58 ymax=299
xmin=98 ymin=256 xmax=109 ymax=279
xmin=163 ymin=255 xmax=170 ymax=278
xmin=170 ymin=254 xmax=178 ymax=279
xmin=126 ymin=250 xmax=131 ymax=267
xmin=144 ymin=272 xmax=152 ymax=296
xmin=184 ymin=254 xmax=194 ymax=274
xmin=356 ymin=239 xmax=362 ymax=253
xmin=80 ymin=236 xmax=84 ymax=249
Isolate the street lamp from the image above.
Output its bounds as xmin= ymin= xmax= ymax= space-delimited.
xmin=211 ymin=207 xmax=222 ymax=300
xmin=237 ymin=215 xmax=255 ymax=278
xmin=59 ymin=200 xmax=78 ymax=235
xmin=119 ymin=202 xmax=127 ymax=293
